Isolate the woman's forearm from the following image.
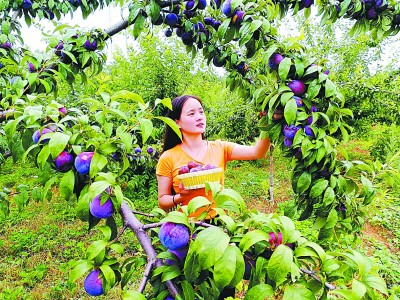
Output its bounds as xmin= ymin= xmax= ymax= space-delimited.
xmin=159 ymin=193 xmax=182 ymax=211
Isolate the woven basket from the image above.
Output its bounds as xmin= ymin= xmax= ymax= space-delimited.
xmin=177 ymin=167 xmax=223 ymax=190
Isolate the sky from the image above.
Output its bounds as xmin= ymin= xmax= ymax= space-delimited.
xmin=21 ymin=4 xmax=134 ymax=61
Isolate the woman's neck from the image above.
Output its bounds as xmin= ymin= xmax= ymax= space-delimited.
xmin=181 ymin=135 xmax=205 ymax=150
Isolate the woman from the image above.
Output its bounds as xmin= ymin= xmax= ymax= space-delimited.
xmin=156 ymin=95 xmax=271 ymax=217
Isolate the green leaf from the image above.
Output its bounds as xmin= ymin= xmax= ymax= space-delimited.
xmin=162 ymin=211 xmax=189 ymax=228
xmin=267 ymin=244 xmax=293 ymax=285
xmin=278 ymin=57 xmax=292 ymax=81
xmin=244 ymin=284 xmax=274 ymax=300
xmin=181 ymin=280 xmax=195 ymax=300
xmin=322 ymin=187 xmax=335 ymax=206
xmin=239 ymin=229 xmax=270 ymax=253
xmin=139 ymin=118 xmax=153 ymax=144
xmin=59 ymin=170 xmax=75 ymax=200
xmin=309 ymin=179 xmax=328 ymax=198
xmin=351 ymin=278 xmax=367 ymax=299
xmin=214 ymin=245 xmax=240 ymax=289
xmin=282 ymin=285 xmax=314 ymax=300
xmin=214 ymin=188 xmax=245 ymax=213
xmin=37 ymin=145 xmax=50 ymax=169
xmin=14 ymin=190 xmax=29 ymax=211
xmin=296 ymin=172 xmax=311 ymax=194
xmin=87 ymin=240 xmax=108 ymax=261
xmin=284 ymin=97 xmax=297 ymax=125
xmin=89 ymin=153 xmax=108 ymax=178
xmin=87 ymin=180 xmax=110 ymax=202
xmin=111 ymin=90 xmax=145 ymax=104
xmin=155 ymin=116 xmax=182 ymax=140
xmin=187 ymin=196 xmax=211 ymax=214
xmin=193 ymin=226 xmax=230 ymax=269
xmin=100 ymin=264 xmax=116 ymax=287
xmin=133 ymin=14 xmax=146 ymax=38
xmin=122 ymin=290 xmax=146 ymax=300
xmin=117 ymin=130 xmax=133 ymax=153
xmin=68 ymin=260 xmax=94 ymax=283
xmin=363 ymin=274 xmax=388 ymax=296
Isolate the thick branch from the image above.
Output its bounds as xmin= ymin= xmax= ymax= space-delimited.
xmin=119 ymin=201 xmax=180 ymax=297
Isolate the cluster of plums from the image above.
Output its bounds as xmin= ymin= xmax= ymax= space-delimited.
xmin=158 ymin=0 xmax=250 ymax=75
xmin=341 ymin=0 xmax=388 ymax=21
xmin=178 ymin=161 xmax=218 ymax=174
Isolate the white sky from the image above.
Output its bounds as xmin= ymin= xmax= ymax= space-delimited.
xmin=21 ymin=5 xmax=133 ymax=61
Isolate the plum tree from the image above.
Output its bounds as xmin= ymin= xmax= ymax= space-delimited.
xmin=1 ymin=0 xmax=399 ymax=298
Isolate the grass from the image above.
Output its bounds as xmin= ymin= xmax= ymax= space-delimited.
xmin=1 ymin=127 xmax=399 ymax=298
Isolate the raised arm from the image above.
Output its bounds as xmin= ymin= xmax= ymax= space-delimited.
xmin=230 ymin=136 xmax=271 ymax=161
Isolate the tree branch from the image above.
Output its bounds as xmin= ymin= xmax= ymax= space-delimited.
xmin=300 ymin=268 xmax=336 ymax=290
xmin=119 ymin=201 xmax=180 ymax=297
xmin=269 ymin=145 xmax=274 ymax=202
xmin=0 ymin=109 xmax=15 ymax=122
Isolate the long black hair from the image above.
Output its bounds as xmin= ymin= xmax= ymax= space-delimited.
xmin=161 ymin=95 xmax=204 ymax=153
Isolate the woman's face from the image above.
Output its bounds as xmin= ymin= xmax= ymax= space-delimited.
xmin=176 ymin=97 xmax=206 ymax=136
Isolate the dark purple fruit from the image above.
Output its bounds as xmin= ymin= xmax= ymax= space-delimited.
xmin=84 ymin=270 xmax=103 ymax=296
xmin=83 ymin=39 xmax=97 ymax=51
xmin=158 ymin=222 xmax=190 ymax=250
xmin=55 ymin=151 xmax=74 ymax=172
xmin=165 ymin=28 xmax=173 ymax=37
xmin=288 ymin=80 xmax=307 ymax=96
xmin=21 ymin=0 xmax=32 ymax=9
xmin=221 ymin=0 xmax=235 ymax=17
xmin=304 ymin=125 xmax=314 ymax=138
xmin=165 ymin=13 xmax=179 ymax=27
xmin=268 ymin=53 xmax=284 ymax=70
xmin=366 ymin=8 xmax=377 ymax=20
xmin=283 ymin=124 xmax=300 ymax=139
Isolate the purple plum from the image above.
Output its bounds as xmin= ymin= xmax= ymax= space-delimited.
xmin=293 ymin=96 xmax=303 ymax=107
xmin=288 ymin=80 xmax=307 ymax=96
xmin=59 ymin=107 xmax=67 ymax=115
xmin=304 ymin=125 xmax=315 ymax=138
xmin=84 ymin=270 xmax=103 ymax=296
xmin=83 ymin=39 xmax=97 ymax=51
xmin=221 ymin=0 xmax=235 ymax=17
xmin=21 ymin=0 xmax=32 ymax=9
xmin=74 ymin=151 xmax=94 ymax=175
xmin=284 ymin=137 xmax=293 ymax=147
xmin=165 ymin=13 xmax=179 ymax=27
xmin=32 ymin=127 xmax=53 ymax=144
xmin=55 ymin=151 xmax=74 ymax=172
xmin=158 ymin=222 xmax=190 ymax=250
xmin=268 ymin=53 xmax=284 ymax=70
xmin=90 ymin=193 xmax=114 ymax=219
xmin=283 ymin=124 xmax=300 ymax=139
